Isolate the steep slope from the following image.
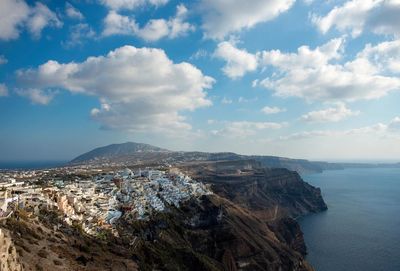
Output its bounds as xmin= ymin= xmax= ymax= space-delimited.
xmin=112 ymin=160 xmax=325 ymax=270
xmin=118 ymin=195 xmax=315 ymax=271
xmin=0 ymin=210 xmax=138 ymax=271
xmin=178 ymin=160 xmax=327 ymax=219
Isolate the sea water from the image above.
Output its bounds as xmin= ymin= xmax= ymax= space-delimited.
xmin=299 ymin=168 xmax=400 ymax=271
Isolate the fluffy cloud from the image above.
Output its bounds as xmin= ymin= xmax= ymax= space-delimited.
xmin=16 ymin=45 xmax=214 ymax=133
xmin=0 ymin=0 xmax=61 ymax=41
xmin=261 ymin=106 xmax=286 ymax=114
xmin=26 ymin=2 xmax=62 ymax=39
xmin=199 ymin=0 xmax=295 ymax=39
xmin=102 ymin=10 xmax=137 ymax=36
xmin=102 ymin=4 xmax=194 ymax=41
xmin=301 ymin=103 xmax=360 ymax=123
xmin=0 ymin=84 xmax=8 ymax=97
xmin=258 ymin=38 xmax=400 ymax=101
xmin=15 ymin=88 xmax=56 ymax=105
xmin=0 ymin=0 xmax=30 ymax=40
xmin=65 ymin=3 xmax=84 ymax=20
xmin=358 ymin=39 xmax=400 ymax=74
xmin=214 ymin=41 xmax=258 ymax=79
xmin=100 ymin=0 xmax=168 ymax=10
xmin=311 ymin=0 xmax=400 ymax=37
xmin=211 ymin=120 xmax=286 ymax=138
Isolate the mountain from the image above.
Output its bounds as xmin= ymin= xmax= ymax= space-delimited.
xmin=71 ymin=142 xmax=170 ymax=163
xmin=71 ymin=142 xmax=400 ymax=173
xmin=70 ymin=142 xmax=332 ymax=173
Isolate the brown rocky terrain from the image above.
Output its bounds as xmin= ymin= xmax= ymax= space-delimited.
xmin=117 ymin=195 xmax=315 ymax=271
xmin=110 ymin=159 xmax=326 ymax=270
xmin=1 ymin=159 xmax=326 ymax=271
xmin=0 ymin=209 xmax=138 ymax=271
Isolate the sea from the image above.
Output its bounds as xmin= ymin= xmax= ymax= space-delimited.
xmin=0 ymin=161 xmax=67 ymax=170
xmin=299 ymin=168 xmax=400 ymax=271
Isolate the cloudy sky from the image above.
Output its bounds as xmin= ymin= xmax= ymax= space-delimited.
xmin=1 ymin=0 xmax=400 ymax=162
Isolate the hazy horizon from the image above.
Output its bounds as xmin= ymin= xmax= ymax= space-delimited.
xmin=0 ymin=141 xmax=399 ymax=165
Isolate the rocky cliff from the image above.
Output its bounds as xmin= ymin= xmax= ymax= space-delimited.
xmin=0 ymin=211 xmax=138 ymax=271
xmin=117 ymin=195 xmax=315 ymax=271
xmin=0 ymin=227 xmax=24 ymax=271
xmin=109 ymin=160 xmax=326 ymax=270
xmin=178 ymin=160 xmax=327 ymax=219
xmin=1 ymin=159 xmax=327 ymax=271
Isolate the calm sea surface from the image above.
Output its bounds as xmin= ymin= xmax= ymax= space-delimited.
xmin=299 ymin=168 xmax=400 ymax=271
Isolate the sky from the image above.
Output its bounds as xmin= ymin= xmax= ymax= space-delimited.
xmin=0 ymin=0 xmax=400 ymax=162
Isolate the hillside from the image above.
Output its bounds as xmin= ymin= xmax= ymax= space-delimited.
xmin=71 ymin=142 xmax=400 ymax=174
xmin=69 ymin=142 xmax=335 ymax=173
xmin=71 ymin=142 xmax=170 ymax=163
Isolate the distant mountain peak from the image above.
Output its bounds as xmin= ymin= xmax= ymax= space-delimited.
xmin=71 ymin=142 xmax=170 ymax=163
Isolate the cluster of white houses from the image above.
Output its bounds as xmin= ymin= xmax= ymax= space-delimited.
xmin=0 ymin=168 xmax=212 ymax=236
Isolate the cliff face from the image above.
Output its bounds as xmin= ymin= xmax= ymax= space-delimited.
xmin=0 ymin=211 xmax=138 ymax=271
xmin=118 ymin=195 xmax=314 ymax=271
xmin=179 ymin=160 xmax=327 ymax=220
xmin=0 ymin=227 xmax=24 ymax=271
xmin=111 ymin=160 xmax=325 ymax=270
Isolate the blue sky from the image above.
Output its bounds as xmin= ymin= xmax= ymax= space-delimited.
xmin=1 ymin=0 xmax=400 ymax=162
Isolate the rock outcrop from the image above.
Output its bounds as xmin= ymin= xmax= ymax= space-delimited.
xmin=118 ymin=195 xmax=315 ymax=271
xmin=0 ymin=227 xmax=23 ymax=271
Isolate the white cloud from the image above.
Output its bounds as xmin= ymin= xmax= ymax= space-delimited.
xmin=167 ymin=4 xmax=194 ymax=39
xmin=211 ymin=120 xmax=286 ymax=138
xmin=199 ymin=0 xmax=295 ymax=39
xmin=65 ymin=2 xmax=84 ymax=20
xmin=15 ymin=88 xmax=56 ymax=105
xmin=311 ymin=0 xmax=400 ymax=37
xmin=102 ymin=4 xmax=194 ymax=41
xmin=214 ymin=41 xmax=258 ymax=79
xmin=301 ymin=103 xmax=360 ymax=122
xmin=0 ymin=0 xmax=30 ymax=40
xmin=63 ymin=23 xmax=96 ymax=48
xmin=0 ymin=0 xmax=62 ymax=41
xmin=259 ymin=38 xmax=400 ymax=102
xmin=261 ymin=106 xmax=286 ymax=114
xmin=358 ymin=39 xmax=400 ymax=74
xmin=102 ymin=10 xmax=137 ymax=36
xmin=100 ymin=0 xmax=168 ymax=10
xmin=136 ymin=19 xmax=170 ymax=41
xmin=0 ymin=84 xmax=8 ymax=97
xmin=0 ymin=55 xmax=7 ymax=65
xmin=26 ymin=2 xmax=63 ymax=39
xmin=16 ymin=45 xmax=214 ymax=133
